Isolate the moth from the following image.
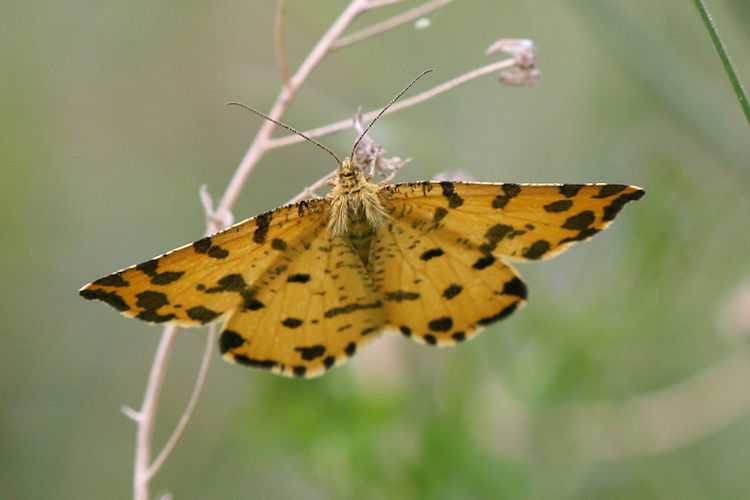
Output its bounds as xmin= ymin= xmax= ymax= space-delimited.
xmin=80 ymin=154 xmax=644 ymax=377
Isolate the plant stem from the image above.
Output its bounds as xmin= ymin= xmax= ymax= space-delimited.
xmin=133 ymin=324 xmax=179 ymax=500
xmin=692 ymin=0 xmax=750 ymax=127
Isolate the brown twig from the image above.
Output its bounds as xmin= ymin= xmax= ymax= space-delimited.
xmin=274 ymin=0 xmax=291 ymax=87
xmin=129 ymin=324 xmax=179 ymax=500
xmin=287 ymin=170 xmax=338 ymax=204
xmin=332 ymin=0 xmax=454 ymax=51
xmin=362 ymin=0 xmax=408 ymax=9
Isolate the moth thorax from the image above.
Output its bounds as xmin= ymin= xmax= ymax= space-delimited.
xmin=327 ymin=158 xmax=389 ymax=238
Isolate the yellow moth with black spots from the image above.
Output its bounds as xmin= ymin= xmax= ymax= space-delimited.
xmin=80 ymin=157 xmax=644 ymax=378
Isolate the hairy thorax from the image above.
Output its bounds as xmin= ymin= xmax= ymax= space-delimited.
xmin=326 ymin=158 xmax=389 ymax=265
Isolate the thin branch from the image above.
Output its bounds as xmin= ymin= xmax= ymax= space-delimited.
xmin=287 ymin=169 xmax=338 ymax=204
xmin=275 ymin=0 xmax=291 ymax=87
xmin=148 ymin=325 xmax=216 ymax=477
xmin=332 ymin=0 xmax=454 ymax=51
xmin=121 ymin=405 xmax=140 ymax=422
xmin=266 ymin=57 xmax=518 ymax=150
xmin=133 ymin=324 xmax=179 ymax=500
xmin=362 ymin=0 xmax=408 ymax=9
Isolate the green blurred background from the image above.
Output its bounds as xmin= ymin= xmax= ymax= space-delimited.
xmin=3 ymin=1 xmax=750 ymax=498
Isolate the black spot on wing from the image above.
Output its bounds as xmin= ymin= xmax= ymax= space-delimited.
xmin=562 ymin=210 xmax=595 ymax=230
xmin=559 ymin=184 xmax=584 ymax=198
xmin=295 ymin=344 xmax=326 ymax=361
xmin=594 ymin=184 xmax=627 ymax=199
xmin=253 ymin=212 xmax=272 ymax=244
xmin=135 ymin=290 xmax=168 ymax=310
xmin=428 ymin=317 xmax=453 ymax=332
xmin=193 ymin=237 xmax=211 ymax=254
xmin=271 ymin=238 xmax=287 ymax=250
xmin=492 ymin=198 xmax=509 ymax=209
xmin=297 ymin=199 xmax=313 ymax=216
xmin=559 ymin=227 xmax=601 ymax=244
xmin=151 ymin=271 xmax=184 ymax=285
xmin=219 ymin=329 xmax=245 ymax=353
xmin=287 ymin=273 xmax=311 ymax=283
xmin=292 ymin=366 xmax=307 ymax=377
xmin=492 ymin=184 xmax=521 ymax=209
xmin=544 ymin=200 xmax=573 ymax=213
xmin=134 ymin=290 xmax=176 ymax=323
xmin=480 ymin=224 xmax=514 ymax=252
xmin=241 ymin=292 xmax=265 ymax=311
xmin=79 ymin=288 xmax=130 ymax=312
xmin=502 ymin=277 xmax=527 ymax=299
xmin=192 ymin=237 xmax=228 ymax=259
xmin=345 ymin=342 xmax=357 ymax=357
xmin=420 ymin=248 xmax=444 ymax=261
xmin=135 ymin=259 xmax=159 ymax=276
xmin=522 ymin=240 xmax=550 ymax=260
xmin=324 ymin=300 xmax=382 ymax=318
xmin=207 ymin=246 xmax=229 ymax=259
xmin=478 ymin=301 xmax=520 ymax=326
xmin=602 ymin=189 xmax=645 ymax=221
xmin=234 ymin=354 xmax=277 ymax=370
xmin=323 ymin=356 xmax=336 ymax=368
xmin=503 ymin=184 xmax=522 ymax=196
xmin=440 ymin=181 xmax=464 ymax=208
xmin=472 ymin=254 xmax=495 ymax=270
xmin=385 ymin=291 xmax=420 ymax=302
xmin=206 ymin=273 xmax=247 ymax=293
xmin=136 ymin=260 xmax=184 ymax=285
xmin=423 ymin=334 xmax=437 ymax=345
xmin=137 ymin=310 xmax=177 ymax=323
xmin=282 ymin=317 xmax=303 ymax=328
xmin=452 ymin=332 xmax=466 ymax=342
xmin=92 ymin=273 xmax=129 ymax=287
xmin=443 ymin=284 xmax=462 ymax=299
xmin=187 ymin=306 xmax=220 ymax=324
xmin=399 ymin=325 xmax=412 ymax=337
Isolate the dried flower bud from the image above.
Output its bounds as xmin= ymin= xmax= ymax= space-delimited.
xmin=486 ymin=38 xmax=540 ymax=86
xmin=486 ymin=38 xmax=537 ymax=67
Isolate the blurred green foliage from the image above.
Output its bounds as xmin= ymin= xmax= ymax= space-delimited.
xmin=2 ymin=1 xmax=750 ymax=498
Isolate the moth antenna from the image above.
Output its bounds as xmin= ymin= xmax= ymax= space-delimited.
xmin=227 ymin=102 xmax=342 ymax=165
xmin=350 ymin=68 xmax=434 ymax=160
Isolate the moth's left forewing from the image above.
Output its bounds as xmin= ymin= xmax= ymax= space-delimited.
xmin=79 ymin=199 xmax=330 ymax=326
xmin=379 ymin=182 xmax=644 ymax=261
